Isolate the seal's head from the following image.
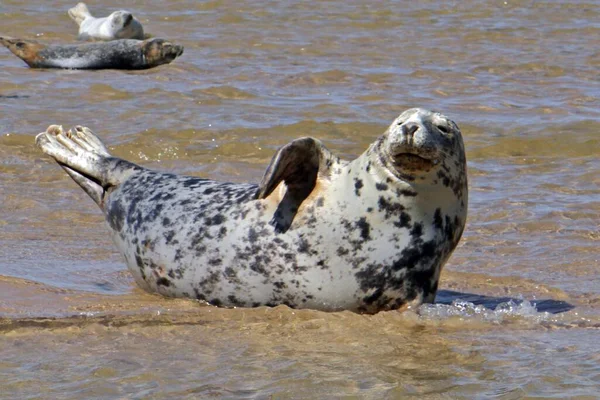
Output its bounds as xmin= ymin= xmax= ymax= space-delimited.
xmin=375 ymin=108 xmax=466 ymax=185
xmin=0 ymin=36 xmax=45 ymax=67
xmin=141 ymin=38 xmax=184 ymax=67
xmin=110 ymin=11 xmax=134 ymax=28
xmin=109 ymin=10 xmax=144 ymax=39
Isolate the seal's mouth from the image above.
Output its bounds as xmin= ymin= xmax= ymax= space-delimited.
xmin=391 ymin=152 xmax=436 ymax=170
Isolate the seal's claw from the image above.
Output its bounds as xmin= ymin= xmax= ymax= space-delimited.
xmin=36 ymin=125 xmax=66 ymax=158
xmin=70 ymin=126 xmax=111 ymax=156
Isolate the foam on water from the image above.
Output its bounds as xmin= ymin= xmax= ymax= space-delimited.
xmin=420 ymin=299 xmax=552 ymax=324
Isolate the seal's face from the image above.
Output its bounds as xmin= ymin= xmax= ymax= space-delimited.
xmin=0 ymin=36 xmax=44 ymax=67
xmin=142 ymin=39 xmax=184 ymax=67
xmin=378 ymin=108 xmax=465 ymax=180
xmin=110 ymin=11 xmax=134 ymax=29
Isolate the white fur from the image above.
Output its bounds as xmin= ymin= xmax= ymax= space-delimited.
xmin=68 ymin=2 xmax=144 ymax=41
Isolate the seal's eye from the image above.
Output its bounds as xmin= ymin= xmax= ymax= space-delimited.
xmin=16 ymin=42 xmax=25 ymax=49
xmin=396 ymin=120 xmax=404 ymax=126
xmin=436 ymin=125 xmax=449 ymax=133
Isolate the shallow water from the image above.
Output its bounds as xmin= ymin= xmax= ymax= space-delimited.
xmin=1 ymin=0 xmax=599 ymax=398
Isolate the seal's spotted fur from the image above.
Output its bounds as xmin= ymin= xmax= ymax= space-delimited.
xmin=35 ymin=108 xmax=468 ymax=313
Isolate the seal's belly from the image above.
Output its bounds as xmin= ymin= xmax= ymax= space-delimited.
xmin=105 ymin=170 xmax=459 ymax=312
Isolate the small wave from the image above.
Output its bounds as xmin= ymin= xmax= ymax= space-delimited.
xmin=418 ymin=297 xmax=599 ymax=329
xmin=420 ymin=299 xmax=550 ymax=324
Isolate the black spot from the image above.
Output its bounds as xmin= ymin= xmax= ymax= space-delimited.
xmin=392 ymin=239 xmax=437 ymax=272
xmin=193 ymin=288 xmax=206 ymax=301
xmin=173 ymin=249 xmax=184 ymax=262
xmin=355 ymin=263 xmax=389 ymax=293
xmin=107 ymin=201 xmax=125 ymax=232
xmin=437 ymin=170 xmax=451 ymax=187
xmin=397 ymin=188 xmax=418 ymax=197
xmin=156 ymin=277 xmax=171 ymax=287
xmin=363 ymin=287 xmax=384 ymax=305
xmin=354 ymin=178 xmax=363 ymax=196
xmin=273 ymin=281 xmax=287 ymax=290
xmin=164 ymin=230 xmax=176 ymax=244
xmin=405 ymin=268 xmax=436 ymax=299
xmin=410 ymin=222 xmax=423 ymax=239
xmin=248 ymin=227 xmax=259 ymax=243
xmin=297 ymin=237 xmax=311 ymax=253
xmin=434 ymin=208 xmax=443 ymax=231
xmin=205 ymin=214 xmax=225 ymax=225
xmin=224 ymin=267 xmax=237 ymax=278
xmin=316 ymin=197 xmax=325 ymax=207
xmin=208 ymin=258 xmax=222 ymax=266
xmin=375 ymin=182 xmax=388 ymax=191
xmin=135 ymin=253 xmax=144 ymax=269
xmin=250 ymin=262 xmax=268 ymax=277
xmin=228 ymin=295 xmax=244 ymax=307
xmin=317 ymin=259 xmax=328 ymax=270
xmin=182 ymin=177 xmax=210 ymax=188
xmin=355 ymin=217 xmax=371 ymax=241
xmin=143 ymin=203 xmax=164 ymax=223
xmin=337 ymin=247 xmax=349 ymax=256
xmin=444 ymin=215 xmax=456 ymax=242
xmin=378 ymin=196 xmax=404 ymax=218
xmin=367 ymin=207 xmax=373 ymax=213
xmin=210 ymin=298 xmax=222 ymax=307
xmin=394 ymin=211 xmax=412 ymax=229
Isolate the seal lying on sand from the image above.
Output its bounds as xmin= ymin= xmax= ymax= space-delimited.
xmin=35 ymin=109 xmax=468 ymax=313
xmin=68 ymin=2 xmax=144 ymax=41
xmin=0 ymin=36 xmax=183 ymax=70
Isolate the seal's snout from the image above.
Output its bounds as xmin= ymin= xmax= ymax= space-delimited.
xmin=390 ymin=119 xmax=431 ymax=156
xmin=400 ymin=122 xmax=420 ymax=144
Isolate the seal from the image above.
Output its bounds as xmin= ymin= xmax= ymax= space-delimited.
xmin=68 ymin=2 xmax=144 ymax=41
xmin=35 ymin=108 xmax=468 ymax=313
xmin=0 ymin=36 xmax=183 ymax=70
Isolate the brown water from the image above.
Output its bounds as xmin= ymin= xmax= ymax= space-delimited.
xmin=1 ymin=0 xmax=599 ymax=398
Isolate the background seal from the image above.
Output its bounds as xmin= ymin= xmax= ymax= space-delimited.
xmin=68 ymin=2 xmax=144 ymax=41
xmin=0 ymin=36 xmax=183 ymax=70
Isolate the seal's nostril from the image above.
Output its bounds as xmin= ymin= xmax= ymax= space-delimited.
xmin=402 ymin=123 xmax=419 ymax=137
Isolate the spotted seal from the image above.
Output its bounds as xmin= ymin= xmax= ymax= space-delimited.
xmin=0 ymin=36 xmax=183 ymax=70
xmin=35 ymin=108 xmax=468 ymax=313
xmin=68 ymin=2 xmax=144 ymax=41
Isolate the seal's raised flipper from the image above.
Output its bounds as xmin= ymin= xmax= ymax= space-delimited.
xmin=68 ymin=2 xmax=92 ymax=26
xmin=36 ymin=125 xmax=140 ymax=208
xmin=257 ymin=137 xmax=339 ymax=232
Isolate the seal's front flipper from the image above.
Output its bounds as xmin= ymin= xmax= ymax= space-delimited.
xmin=36 ymin=125 xmax=141 ymax=209
xmin=256 ymin=137 xmax=339 ymax=233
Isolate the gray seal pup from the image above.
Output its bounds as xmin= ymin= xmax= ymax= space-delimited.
xmin=68 ymin=2 xmax=144 ymax=41
xmin=35 ymin=108 xmax=468 ymax=313
xmin=0 ymin=36 xmax=183 ymax=70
